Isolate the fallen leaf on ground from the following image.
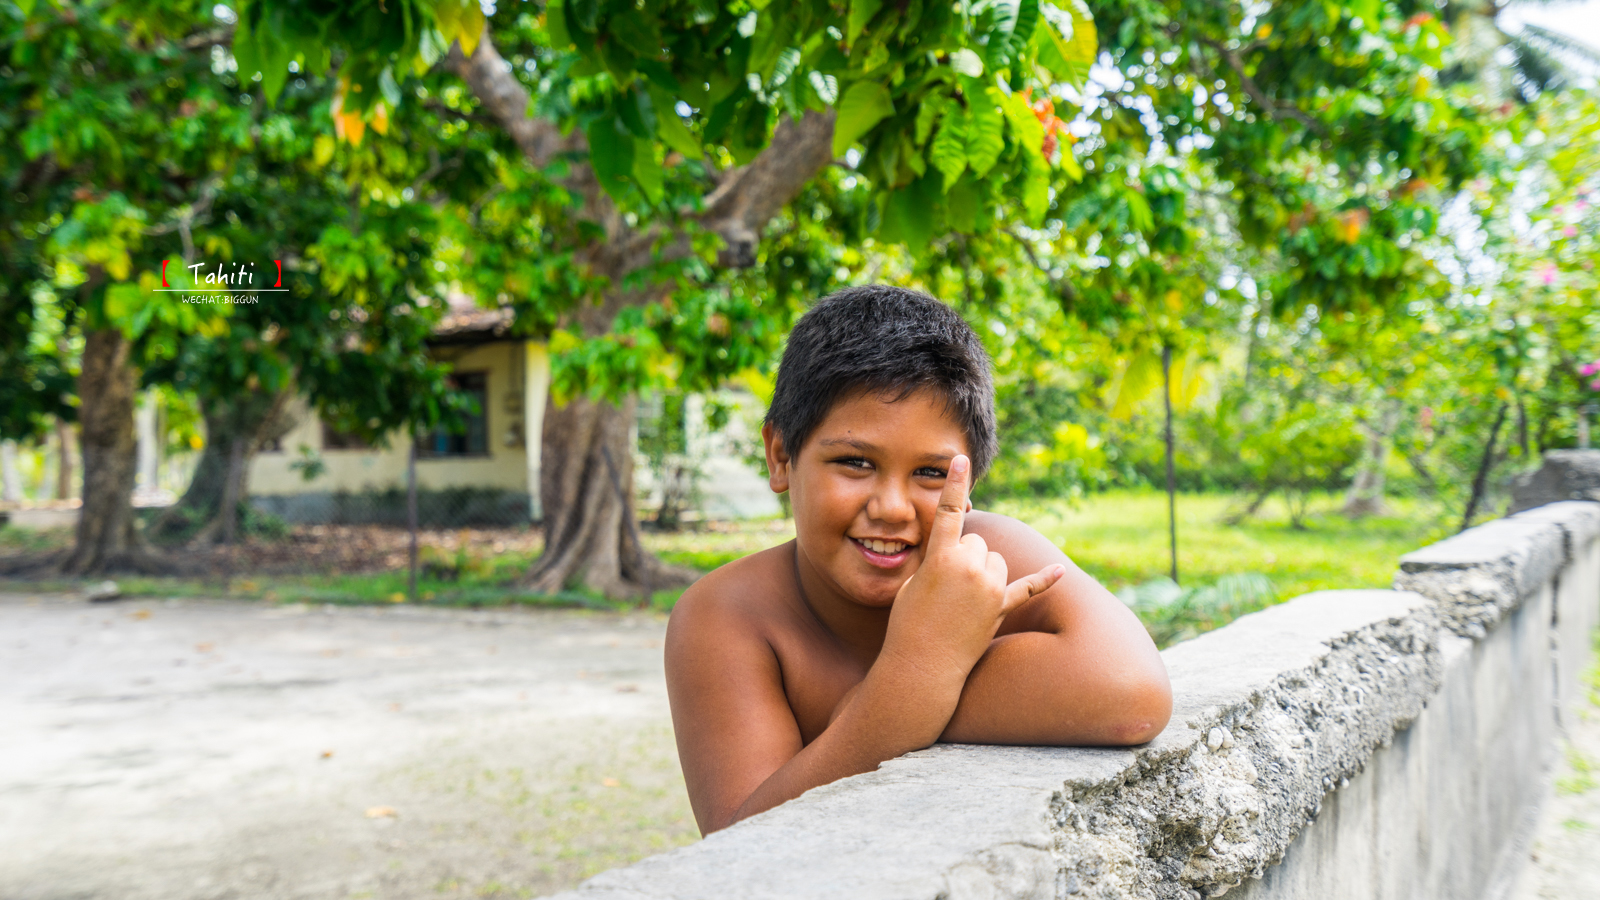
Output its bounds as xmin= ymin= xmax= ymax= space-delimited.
xmin=195 ymin=642 xmax=214 ymax=653
xmin=601 ymin=778 xmax=620 ymax=788
xmin=365 ymin=806 xmax=397 ymax=818
xmin=616 ymin=684 xmax=639 ymax=693
xmin=321 ymin=750 xmax=334 ymax=759
xmin=131 ymin=609 xmax=152 ymax=620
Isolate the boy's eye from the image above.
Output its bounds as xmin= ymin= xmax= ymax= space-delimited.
xmin=914 ymin=466 xmax=948 ymax=479
xmin=832 ymin=456 xmax=872 ymax=470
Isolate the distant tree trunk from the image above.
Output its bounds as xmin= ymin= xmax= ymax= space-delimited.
xmin=1460 ymin=403 xmax=1509 ymax=533
xmin=150 ymin=389 xmax=295 ymax=543
xmin=0 ymin=439 xmax=22 ymax=502
xmin=54 ymin=416 xmax=75 ymax=500
xmin=59 ymin=329 xmax=158 ymax=575
xmin=1162 ymin=344 xmax=1178 ymax=585
xmin=1343 ymin=402 xmax=1400 ymax=518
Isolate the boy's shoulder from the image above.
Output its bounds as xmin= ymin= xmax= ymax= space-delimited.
xmin=667 ymin=541 xmax=802 ymax=644
xmin=963 ymin=509 xmax=1062 ymax=562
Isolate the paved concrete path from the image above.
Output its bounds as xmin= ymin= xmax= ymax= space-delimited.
xmin=1513 ymin=670 xmax=1600 ymax=900
xmin=0 ymin=592 xmax=696 ymax=900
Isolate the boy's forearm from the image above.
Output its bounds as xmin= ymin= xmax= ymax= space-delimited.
xmin=724 ymin=652 xmax=967 ymax=829
xmin=938 ymin=631 xmax=1171 ymax=746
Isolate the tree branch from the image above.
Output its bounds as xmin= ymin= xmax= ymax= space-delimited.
xmin=446 ymin=30 xmax=838 ymax=276
xmin=443 ymin=38 xmax=580 ymax=170
xmin=1197 ymin=36 xmax=1326 ymax=136
xmin=1006 ymin=227 xmax=1081 ymax=310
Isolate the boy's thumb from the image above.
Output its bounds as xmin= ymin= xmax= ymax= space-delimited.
xmin=1004 ymin=564 xmax=1066 ymax=611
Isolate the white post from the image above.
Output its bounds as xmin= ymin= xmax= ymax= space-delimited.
xmin=135 ymin=391 xmax=159 ymax=499
xmin=523 ymin=340 xmax=551 ymax=522
xmin=0 ymin=439 xmax=22 ymax=502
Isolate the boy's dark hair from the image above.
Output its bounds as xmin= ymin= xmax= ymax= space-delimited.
xmin=765 ymin=285 xmax=998 ymax=478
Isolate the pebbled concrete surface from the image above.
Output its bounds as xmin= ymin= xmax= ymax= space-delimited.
xmin=0 ymin=592 xmax=696 ymax=900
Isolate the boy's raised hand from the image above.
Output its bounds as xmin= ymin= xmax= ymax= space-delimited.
xmin=883 ymin=455 xmax=1066 ymax=681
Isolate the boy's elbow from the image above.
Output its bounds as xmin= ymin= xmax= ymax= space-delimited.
xmin=1106 ymin=673 xmax=1173 ymax=746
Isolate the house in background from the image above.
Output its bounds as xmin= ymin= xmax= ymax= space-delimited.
xmin=246 ymin=297 xmax=779 ymax=528
xmin=248 ymin=301 xmax=550 ymax=527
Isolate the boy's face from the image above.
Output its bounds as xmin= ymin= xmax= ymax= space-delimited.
xmin=763 ymin=389 xmax=970 ymax=608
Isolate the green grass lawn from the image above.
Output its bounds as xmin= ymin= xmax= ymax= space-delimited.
xmin=2 ymin=490 xmax=1453 ymax=642
xmin=993 ymin=490 xmax=1450 ymax=600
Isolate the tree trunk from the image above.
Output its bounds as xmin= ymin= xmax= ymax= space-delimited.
xmin=54 ymin=416 xmax=75 ymax=500
xmin=527 ymin=394 xmax=693 ymax=599
xmin=1162 ymin=344 xmax=1178 ymax=585
xmin=150 ymin=389 xmax=294 ymax=543
xmin=1460 ymin=403 xmax=1509 ymax=533
xmin=442 ymin=33 xmax=835 ymax=601
xmin=59 ymin=329 xmax=155 ymax=575
xmin=1342 ymin=402 xmax=1400 ymax=518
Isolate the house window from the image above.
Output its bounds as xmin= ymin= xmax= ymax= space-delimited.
xmin=321 ymin=422 xmax=372 ymax=451
xmin=417 ymin=371 xmax=489 ymax=457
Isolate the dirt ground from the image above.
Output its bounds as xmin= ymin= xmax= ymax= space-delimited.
xmin=0 ymin=591 xmax=697 ymax=900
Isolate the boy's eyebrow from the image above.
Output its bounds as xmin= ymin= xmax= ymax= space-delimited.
xmin=817 ymin=437 xmax=955 ymax=463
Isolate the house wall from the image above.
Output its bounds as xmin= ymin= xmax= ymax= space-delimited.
xmin=251 ymin=340 xmax=532 ymax=498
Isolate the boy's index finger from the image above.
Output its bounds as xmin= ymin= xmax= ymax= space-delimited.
xmin=929 ymin=454 xmax=970 ymax=551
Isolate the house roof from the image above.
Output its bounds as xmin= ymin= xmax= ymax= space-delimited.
xmin=429 ymin=291 xmax=516 ymax=345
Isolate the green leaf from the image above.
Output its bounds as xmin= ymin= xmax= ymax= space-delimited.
xmin=546 ymin=0 xmax=573 ymax=48
xmin=882 ymin=176 xmax=938 ymax=253
xmin=930 ymin=104 xmax=968 ymax=189
xmin=571 ymin=0 xmax=600 ymax=33
xmin=848 ymin=0 xmax=883 ymax=45
xmin=946 ymin=178 xmax=980 ymax=233
xmin=1000 ymin=90 xmax=1045 ymax=163
xmin=1123 ymin=188 xmax=1153 ymax=232
xmin=650 ymin=88 xmax=704 ymax=160
xmin=16 ymin=0 xmax=36 ymax=16
xmin=967 ymin=88 xmax=1005 ymax=177
xmin=915 ymin=95 xmax=944 ymax=145
xmin=948 ymin=48 xmax=984 ymax=77
xmin=585 ymin=119 xmax=636 ymax=201
xmin=1035 ymin=1 xmax=1096 ymax=89
xmin=832 ymin=81 xmax=894 ymax=157
xmin=257 ymin=12 xmax=292 ymax=106
xmin=633 ymin=140 xmax=664 ymax=204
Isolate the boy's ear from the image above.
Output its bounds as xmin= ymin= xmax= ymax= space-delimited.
xmin=761 ymin=422 xmax=791 ymax=494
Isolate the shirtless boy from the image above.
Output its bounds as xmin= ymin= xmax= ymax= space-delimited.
xmin=665 ymin=286 xmax=1173 ymax=835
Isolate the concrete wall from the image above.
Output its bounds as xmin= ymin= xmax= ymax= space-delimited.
xmin=536 ymin=501 xmax=1600 ymax=900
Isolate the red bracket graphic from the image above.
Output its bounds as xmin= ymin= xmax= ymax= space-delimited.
xmin=161 ymin=259 xmax=169 ymax=288
xmin=274 ymin=259 xmax=282 ymax=288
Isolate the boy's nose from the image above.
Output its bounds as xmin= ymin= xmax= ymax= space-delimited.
xmin=866 ymin=477 xmax=916 ymax=524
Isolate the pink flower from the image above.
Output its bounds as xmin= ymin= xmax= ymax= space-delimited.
xmin=1583 ymin=362 xmax=1600 ymax=376
xmin=1564 ymin=226 xmax=1578 ymax=237
xmin=1576 ymin=200 xmax=1590 ymax=211
xmin=1591 ymin=378 xmax=1600 ymax=391
xmin=1540 ymin=263 xmax=1558 ymax=285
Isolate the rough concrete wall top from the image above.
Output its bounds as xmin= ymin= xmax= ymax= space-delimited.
xmin=1394 ymin=516 xmax=1567 ymax=638
xmin=1509 ymin=449 xmax=1600 ymax=513
xmin=1508 ymin=500 xmax=1600 ymax=554
xmin=541 ymin=591 xmax=1439 ymax=900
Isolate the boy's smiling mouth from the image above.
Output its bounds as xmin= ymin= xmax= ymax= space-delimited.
xmin=850 ymin=537 xmax=917 ymax=568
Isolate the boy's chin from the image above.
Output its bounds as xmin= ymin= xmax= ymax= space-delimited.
xmin=840 ymin=570 xmax=912 ymax=608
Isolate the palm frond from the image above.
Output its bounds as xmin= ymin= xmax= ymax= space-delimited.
xmin=1509 ymin=34 xmax=1570 ymax=96
xmin=1518 ymin=23 xmax=1600 ymax=66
